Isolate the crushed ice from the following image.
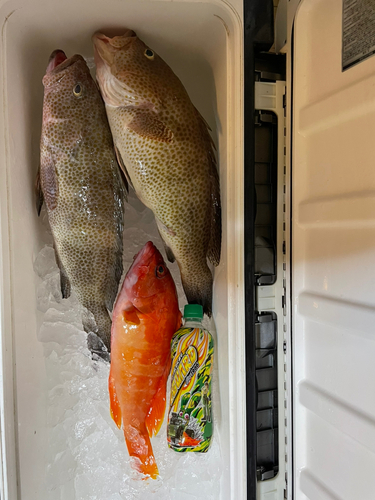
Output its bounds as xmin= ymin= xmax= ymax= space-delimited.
xmin=34 ymin=190 xmax=223 ymax=499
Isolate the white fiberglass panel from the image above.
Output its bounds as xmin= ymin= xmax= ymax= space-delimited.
xmin=293 ymin=0 xmax=375 ymax=499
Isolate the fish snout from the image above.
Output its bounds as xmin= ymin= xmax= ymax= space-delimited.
xmin=92 ymin=31 xmax=135 ymax=63
xmin=92 ymin=33 xmax=114 ymax=70
xmin=132 ymin=241 xmax=157 ymax=267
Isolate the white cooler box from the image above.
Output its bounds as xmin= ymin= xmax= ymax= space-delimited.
xmin=0 ymin=0 xmax=375 ymax=498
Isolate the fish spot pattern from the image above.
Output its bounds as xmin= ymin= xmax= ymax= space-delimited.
xmin=95 ymin=33 xmax=221 ymax=315
xmin=40 ymin=55 xmax=125 ymax=350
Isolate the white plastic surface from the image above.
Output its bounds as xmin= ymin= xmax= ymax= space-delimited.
xmin=293 ymin=0 xmax=375 ymax=498
xmin=0 ymin=1 xmax=244 ymax=499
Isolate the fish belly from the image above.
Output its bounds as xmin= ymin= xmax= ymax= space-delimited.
xmin=108 ymin=107 xmax=214 ymax=313
xmin=46 ymin=158 xmax=124 ymax=351
xmin=111 ymin=321 xmax=169 ymax=479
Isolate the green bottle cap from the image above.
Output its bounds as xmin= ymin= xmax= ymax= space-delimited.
xmin=184 ymin=304 xmax=203 ymax=320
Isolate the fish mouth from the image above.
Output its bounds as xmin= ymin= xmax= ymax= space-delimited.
xmin=92 ymin=31 xmax=140 ymax=107
xmin=124 ymin=241 xmax=170 ymax=303
xmin=93 ymin=30 xmax=136 ymax=48
xmin=132 ymin=241 xmax=157 ymax=269
xmin=92 ymin=30 xmax=136 ymax=65
xmin=123 ymin=241 xmax=158 ymax=300
xmin=45 ymin=52 xmax=86 ymax=76
xmin=46 ymin=50 xmax=67 ymax=73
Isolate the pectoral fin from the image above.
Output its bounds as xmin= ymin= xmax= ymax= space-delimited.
xmin=109 ymin=369 xmax=122 ymax=429
xmin=122 ymin=304 xmax=140 ymax=325
xmin=145 ymin=360 xmax=171 ymax=437
xmin=128 ymin=110 xmax=173 ymax=143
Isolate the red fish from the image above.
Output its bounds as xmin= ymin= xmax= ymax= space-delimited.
xmin=109 ymin=241 xmax=181 ymax=479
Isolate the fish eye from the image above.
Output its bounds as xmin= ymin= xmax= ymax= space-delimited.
xmin=184 ymin=414 xmax=189 ymax=420
xmin=144 ymin=48 xmax=154 ymax=60
xmin=73 ymin=84 xmax=83 ymax=97
xmin=156 ymin=264 xmax=166 ymax=278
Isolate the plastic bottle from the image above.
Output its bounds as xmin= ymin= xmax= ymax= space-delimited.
xmin=167 ymin=304 xmax=214 ymax=452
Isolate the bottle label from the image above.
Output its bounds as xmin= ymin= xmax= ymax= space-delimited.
xmin=167 ymin=327 xmax=214 ymax=453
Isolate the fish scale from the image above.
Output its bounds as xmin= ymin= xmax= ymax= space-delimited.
xmin=37 ymin=51 xmax=125 ymax=356
xmin=109 ymin=241 xmax=182 ymax=479
xmin=93 ymin=31 xmax=221 ymax=315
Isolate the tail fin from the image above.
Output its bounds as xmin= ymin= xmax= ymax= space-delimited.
xmin=181 ymin=264 xmax=213 ymax=317
xmin=124 ymin=422 xmax=159 ymax=480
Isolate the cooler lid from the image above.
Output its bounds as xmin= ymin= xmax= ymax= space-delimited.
xmin=292 ymin=0 xmax=375 ymax=498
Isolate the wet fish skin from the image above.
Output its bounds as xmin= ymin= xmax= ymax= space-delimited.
xmin=109 ymin=241 xmax=182 ymax=479
xmin=38 ymin=50 xmax=125 ymax=354
xmin=92 ymin=31 xmax=221 ymax=316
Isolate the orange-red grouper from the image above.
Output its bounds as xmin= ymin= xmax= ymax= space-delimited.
xmin=109 ymin=241 xmax=181 ymax=479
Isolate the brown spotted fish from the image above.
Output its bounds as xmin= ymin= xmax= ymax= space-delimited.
xmin=37 ymin=50 xmax=126 ymax=357
xmin=92 ymin=31 xmax=221 ymax=316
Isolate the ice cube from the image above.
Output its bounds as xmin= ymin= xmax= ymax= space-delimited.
xmin=33 ymin=245 xmax=57 ymax=278
xmin=107 ymin=494 xmax=123 ymax=500
xmin=59 ymin=479 xmax=76 ymax=500
xmin=36 ymin=271 xmax=62 ymax=312
xmin=38 ymin=321 xmax=82 ymax=346
xmin=46 ymin=448 xmax=76 ymax=487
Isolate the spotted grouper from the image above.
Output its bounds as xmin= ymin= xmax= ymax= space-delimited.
xmin=92 ymin=31 xmax=221 ymax=316
xmin=37 ymin=50 xmax=126 ymax=357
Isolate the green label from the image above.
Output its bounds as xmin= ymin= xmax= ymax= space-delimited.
xmin=167 ymin=327 xmax=214 ymax=453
